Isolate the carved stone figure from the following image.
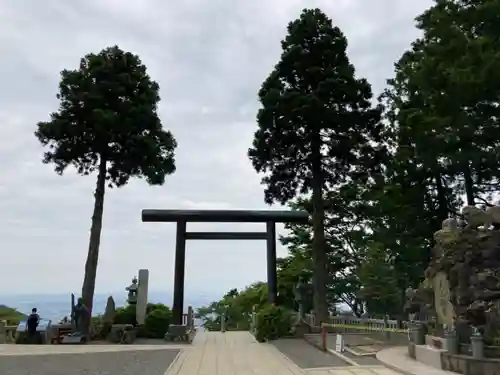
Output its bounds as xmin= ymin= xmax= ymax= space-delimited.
xmin=485 ymin=205 xmax=500 ymax=228
xmin=73 ymin=298 xmax=90 ymax=334
xmin=433 ymin=218 xmax=460 ymax=251
xmin=461 ymin=205 xmax=492 ymax=230
xmin=432 ymin=272 xmax=455 ymax=327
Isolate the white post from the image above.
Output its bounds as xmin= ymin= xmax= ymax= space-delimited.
xmin=136 ymin=269 xmax=149 ymax=325
xmin=335 ymin=334 xmax=345 ymax=352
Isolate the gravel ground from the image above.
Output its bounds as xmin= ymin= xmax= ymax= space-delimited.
xmin=0 ymin=348 xmax=180 ymax=375
xmin=271 ymin=338 xmax=351 ymax=368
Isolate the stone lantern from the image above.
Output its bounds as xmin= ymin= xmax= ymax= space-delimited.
xmin=126 ymin=277 xmax=139 ymax=305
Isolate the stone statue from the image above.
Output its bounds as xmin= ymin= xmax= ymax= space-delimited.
xmin=433 ymin=218 xmax=460 ymax=249
xmin=486 ymin=205 xmax=500 ymax=228
xmin=462 ymin=205 xmax=493 ymax=230
xmin=126 ymin=277 xmax=138 ymax=305
xmin=73 ymin=298 xmax=90 ymax=334
xmin=293 ymin=279 xmax=306 ymax=318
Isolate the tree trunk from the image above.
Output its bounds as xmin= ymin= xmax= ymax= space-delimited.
xmin=310 ymin=135 xmax=329 ymax=324
xmin=463 ymin=164 xmax=475 ymax=205
xmin=434 ymin=171 xmax=449 ymax=222
xmin=81 ymin=156 xmax=107 ymax=327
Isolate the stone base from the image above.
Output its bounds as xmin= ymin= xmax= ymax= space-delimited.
xmin=415 ymin=344 xmax=445 ymax=369
xmin=60 ymin=333 xmax=88 ymax=344
xmin=108 ymin=324 xmax=136 ymax=344
xmin=165 ymin=324 xmax=195 ymax=343
xmin=442 ymin=352 xmax=500 ymax=375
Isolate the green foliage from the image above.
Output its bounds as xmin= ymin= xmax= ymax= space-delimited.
xmin=142 ymin=308 xmax=171 ymax=338
xmin=0 ymin=306 xmax=25 ymax=325
xmin=34 ymin=45 xmax=177 ymax=314
xmin=358 ymin=242 xmax=402 ymax=316
xmin=254 ymin=304 xmax=292 ymax=342
xmin=114 ymin=305 xmax=137 ymax=325
xmin=196 ymin=283 xmax=268 ymax=331
xmin=113 ymin=303 xmax=171 ymax=338
xmin=248 ymin=7 xmax=383 ymax=322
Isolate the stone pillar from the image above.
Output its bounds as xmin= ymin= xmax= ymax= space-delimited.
xmin=444 ymin=330 xmax=458 ymax=354
xmin=136 ymin=269 xmax=149 ymax=325
xmin=266 ymin=221 xmax=277 ymax=304
xmin=172 ymin=220 xmax=187 ymax=325
xmin=410 ymin=323 xmax=425 ymax=345
xmin=0 ymin=321 xmax=6 ymax=344
xmin=471 ymin=332 xmax=484 ymax=359
xmin=251 ymin=305 xmax=257 ymax=333
xmin=187 ymin=306 xmax=193 ymax=328
xmin=221 ymin=313 xmax=226 ymax=332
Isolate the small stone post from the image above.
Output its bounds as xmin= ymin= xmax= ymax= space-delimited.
xmin=471 ymin=329 xmax=484 ymax=359
xmin=0 ymin=320 xmax=6 ymax=344
xmin=221 ymin=313 xmax=226 ymax=333
xmin=444 ymin=325 xmax=458 ymax=355
xmin=251 ymin=305 xmax=257 ymax=333
xmin=410 ymin=322 xmax=425 ymax=345
xmin=383 ymin=314 xmax=390 ymax=341
xmin=187 ymin=306 xmax=193 ymax=328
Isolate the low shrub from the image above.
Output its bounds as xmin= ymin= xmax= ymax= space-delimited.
xmin=142 ymin=308 xmax=172 ymax=338
xmin=114 ymin=305 xmax=137 ymax=325
xmin=113 ymin=303 xmax=172 ymax=338
xmin=254 ymin=304 xmax=292 ymax=342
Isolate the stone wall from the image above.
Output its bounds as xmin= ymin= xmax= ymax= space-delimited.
xmin=442 ymin=352 xmax=500 ymax=375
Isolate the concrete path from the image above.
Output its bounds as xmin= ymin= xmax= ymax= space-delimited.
xmin=167 ymin=331 xmax=401 ymax=375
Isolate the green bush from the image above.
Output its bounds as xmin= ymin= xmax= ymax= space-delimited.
xmin=142 ymin=307 xmax=172 ymax=338
xmin=254 ymin=304 xmax=292 ymax=342
xmin=113 ymin=303 xmax=172 ymax=338
xmin=114 ymin=305 xmax=137 ymax=325
xmin=0 ymin=306 xmax=25 ymax=325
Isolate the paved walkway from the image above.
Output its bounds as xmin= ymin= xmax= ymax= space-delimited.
xmin=0 ymin=331 xmax=404 ymax=375
xmin=167 ymin=331 xmax=400 ymax=375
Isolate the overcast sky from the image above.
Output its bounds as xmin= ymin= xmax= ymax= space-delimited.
xmin=0 ymin=0 xmax=432 ymax=299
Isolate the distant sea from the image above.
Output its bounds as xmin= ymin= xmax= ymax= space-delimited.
xmin=1 ymin=291 xmax=217 ymax=323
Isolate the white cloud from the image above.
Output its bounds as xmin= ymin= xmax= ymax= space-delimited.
xmin=0 ymin=0 xmax=432 ymax=300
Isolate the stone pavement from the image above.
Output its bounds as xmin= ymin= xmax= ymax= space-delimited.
xmin=0 ymin=331 xmax=406 ymax=375
xmin=167 ymin=331 xmax=402 ymax=375
xmin=0 ymin=343 xmax=186 ymax=356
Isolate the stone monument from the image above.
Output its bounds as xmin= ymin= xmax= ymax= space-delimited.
xmin=102 ymin=296 xmax=116 ymax=326
xmin=136 ymin=269 xmax=149 ymax=325
xmin=406 ymin=206 xmax=500 ymax=345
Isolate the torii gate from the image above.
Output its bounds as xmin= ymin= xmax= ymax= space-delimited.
xmin=141 ymin=209 xmax=309 ymax=325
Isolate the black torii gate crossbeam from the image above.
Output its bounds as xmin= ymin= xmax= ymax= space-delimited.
xmin=141 ymin=209 xmax=309 ymax=325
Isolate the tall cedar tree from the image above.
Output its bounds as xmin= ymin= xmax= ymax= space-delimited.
xmin=401 ymin=0 xmax=500 ymax=205
xmin=35 ymin=46 xmax=177 ymax=325
xmin=248 ymin=9 xmax=382 ymax=322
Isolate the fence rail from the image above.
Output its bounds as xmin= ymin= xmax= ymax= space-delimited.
xmin=304 ymin=313 xmax=411 ymax=331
